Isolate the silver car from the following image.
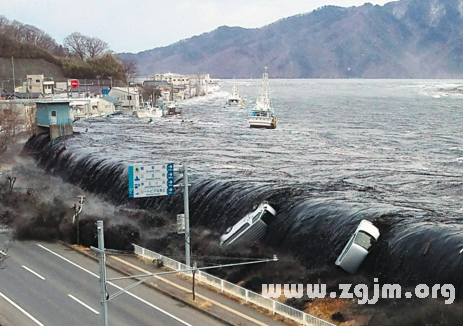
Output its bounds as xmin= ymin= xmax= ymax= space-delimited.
xmin=335 ymin=220 xmax=380 ymax=273
xmin=220 ymin=202 xmax=277 ymax=246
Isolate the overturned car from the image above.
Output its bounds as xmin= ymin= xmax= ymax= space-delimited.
xmin=220 ymin=202 xmax=277 ymax=246
xmin=335 ymin=219 xmax=380 ymax=274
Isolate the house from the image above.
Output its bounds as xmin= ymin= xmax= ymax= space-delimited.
xmin=108 ymin=87 xmax=140 ymax=111
xmin=36 ymin=100 xmax=73 ymax=139
xmin=154 ymin=72 xmax=216 ymax=98
xmin=70 ymin=98 xmax=99 ymax=119
xmin=98 ymin=96 xmax=122 ymax=114
xmin=15 ymin=75 xmax=55 ymax=96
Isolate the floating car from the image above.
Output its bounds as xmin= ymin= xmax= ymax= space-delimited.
xmin=220 ymin=202 xmax=277 ymax=246
xmin=335 ymin=219 xmax=380 ymax=273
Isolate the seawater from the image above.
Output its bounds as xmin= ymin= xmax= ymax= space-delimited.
xmin=28 ymin=79 xmax=463 ymax=291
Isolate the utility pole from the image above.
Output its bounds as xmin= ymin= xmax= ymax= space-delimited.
xmin=127 ymin=80 xmax=131 ymax=111
xmin=96 ymin=221 xmax=108 ymax=326
xmin=174 ymin=164 xmax=191 ymax=267
xmin=11 ymin=57 xmax=15 ymax=98
xmin=181 ymin=164 xmax=190 ymax=267
xmin=96 ymin=75 xmax=101 ymax=95
xmin=72 ymin=196 xmax=85 ymax=245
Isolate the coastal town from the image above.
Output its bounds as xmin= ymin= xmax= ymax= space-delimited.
xmin=0 ymin=71 xmax=220 ymax=140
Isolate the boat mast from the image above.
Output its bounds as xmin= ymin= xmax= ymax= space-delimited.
xmin=259 ymin=66 xmax=271 ymax=110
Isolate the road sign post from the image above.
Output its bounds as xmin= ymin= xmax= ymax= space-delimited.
xmin=128 ymin=162 xmax=191 ymax=268
xmin=128 ymin=163 xmax=174 ymax=198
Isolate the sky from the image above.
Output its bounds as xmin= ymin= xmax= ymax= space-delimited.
xmin=1 ymin=0 xmax=393 ymax=54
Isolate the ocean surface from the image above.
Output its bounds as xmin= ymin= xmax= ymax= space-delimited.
xmin=28 ymin=79 xmax=463 ymax=291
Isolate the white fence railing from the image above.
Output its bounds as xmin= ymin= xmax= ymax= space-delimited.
xmin=133 ymin=244 xmax=337 ymax=326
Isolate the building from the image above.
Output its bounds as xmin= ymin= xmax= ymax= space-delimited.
xmin=15 ymin=75 xmax=55 ymax=95
xmin=154 ymin=72 xmax=218 ymax=98
xmin=70 ymin=98 xmax=99 ymax=120
xmin=98 ymin=96 xmax=123 ymax=114
xmin=108 ymin=87 xmax=141 ymax=111
xmin=36 ymin=100 xmax=73 ymax=140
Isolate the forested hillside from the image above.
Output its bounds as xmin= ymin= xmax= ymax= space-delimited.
xmin=121 ymin=0 xmax=463 ymax=78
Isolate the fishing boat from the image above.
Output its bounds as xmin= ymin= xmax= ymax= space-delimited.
xmin=133 ymin=102 xmax=164 ymax=118
xmin=164 ymin=85 xmax=182 ymax=115
xmin=164 ymin=101 xmax=182 ymax=115
xmin=248 ymin=66 xmax=276 ymax=129
xmin=226 ymin=81 xmax=244 ymax=107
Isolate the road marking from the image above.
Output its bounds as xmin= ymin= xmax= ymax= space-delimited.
xmin=37 ymin=244 xmax=192 ymax=326
xmin=68 ymin=294 xmax=99 ymax=315
xmin=110 ymin=255 xmax=269 ymax=326
xmin=0 ymin=290 xmax=45 ymax=326
xmin=0 ymin=251 xmax=7 ymax=256
xmin=22 ymin=265 xmax=46 ymax=280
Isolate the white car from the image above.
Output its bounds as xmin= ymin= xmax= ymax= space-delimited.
xmin=220 ymin=202 xmax=277 ymax=246
xmin=335 ymin=220 xmax=380 ymax=273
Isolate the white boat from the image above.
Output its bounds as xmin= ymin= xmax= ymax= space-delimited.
xmin=133 ymin=105 xmax=164 ymax=118
xmin=226 ymin=82 xmax=244 ymax=107
xmin=248 ymin=66 xmax=276 ymax=129
xmin=220 ymin=202 xmax=277 ymax=246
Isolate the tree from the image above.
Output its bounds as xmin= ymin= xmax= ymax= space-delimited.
xmin=120 ymin=58 xmax=139 ymax=84
xmin=87 ymin=54 xmax=125 ymax=80
xmin=86 ymin=37 xmax=110 ymax=58
xmin=0 ymin=16 xmax=60 ymax=53
xmin=63 ymin=32 xmax=87 ymax=60
xmin=141 ymin=85 xmax=161 ymax=104
xmin=64 ymin=32 xmax=110 ymax=60
xmin=0 ymin=103 xmax=23 ymax=156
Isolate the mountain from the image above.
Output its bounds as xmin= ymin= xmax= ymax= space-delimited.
xmin=120 ymin=0 xmax=463 ymax=78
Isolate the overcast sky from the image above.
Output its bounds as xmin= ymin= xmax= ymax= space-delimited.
xmin=2 ymin=0 xmax=393 ymax=53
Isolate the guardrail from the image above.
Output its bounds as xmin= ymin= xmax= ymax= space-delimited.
xmin=133 ymin=244 xmax=337 ymax=326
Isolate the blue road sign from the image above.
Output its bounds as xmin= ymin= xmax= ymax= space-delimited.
xmin=128 ymin=163 xmax=175 ymax=198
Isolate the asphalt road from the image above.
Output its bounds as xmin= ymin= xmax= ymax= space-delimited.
xmin=0 ymin=234 xmax=226 ymax=326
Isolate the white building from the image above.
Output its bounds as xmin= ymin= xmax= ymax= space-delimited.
xmin=15 ymin=74 xmax=55 ymax=95
xmin=154 ymin=72 xmax=218 ymax=98
xmin=108 ymin=87 xmax=140 ymax=111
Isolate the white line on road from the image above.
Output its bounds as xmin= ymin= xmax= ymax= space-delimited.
xmin=0 ymin=290 xmax=45 ymax=326
xmin=37 ymin=244 xmax=192 ymax=326
xmin=68 ymin=294 xmax=100 ymax=315
xmin=22 ymin=265 xmax=46 ymax=280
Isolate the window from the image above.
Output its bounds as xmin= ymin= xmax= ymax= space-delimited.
xmin=127 ymin=95 xmax=132 ymax=100
xmin=223 ymin=222 xmax=250 ymax=245
xmin=51 ymin=110 xmax=57 ymax=117
xmin=36 ymin=79 xmax=40 ymax=83
xmin=354 ymin=232 xmax=373 ymax=250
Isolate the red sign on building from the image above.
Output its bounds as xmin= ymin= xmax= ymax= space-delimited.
xmin=70 ymin=79 xmax=79 ymax=88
